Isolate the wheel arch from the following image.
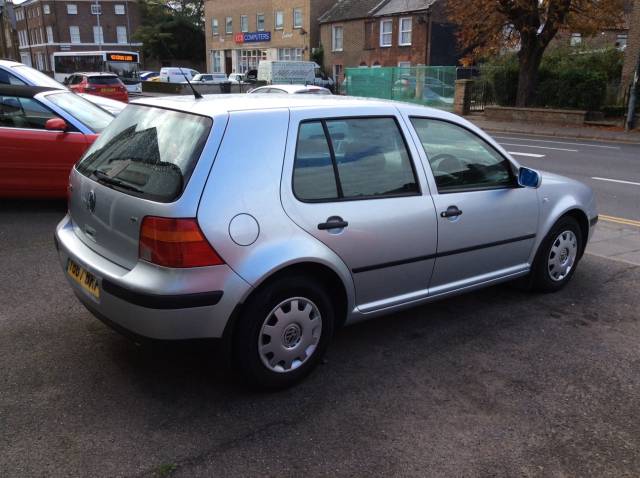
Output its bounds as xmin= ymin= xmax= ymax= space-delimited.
xmin=222 ymin=260 xmax=352 ymax=345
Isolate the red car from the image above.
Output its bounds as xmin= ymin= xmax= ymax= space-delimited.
xmin=66 ymin=72 xmax=129 ymax=103
xmin=0 ymin=85 xmax=114 ymax=198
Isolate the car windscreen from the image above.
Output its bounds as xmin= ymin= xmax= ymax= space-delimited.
xmin=88 ymin=76 xmax=121 ymax=85
xmin=75 ymin=105 xmax=212 ymax=202
xmin=45 ymin=91 xmax=113 ymax=132
xmin=12 ymin=65 xmax=66 ymax=89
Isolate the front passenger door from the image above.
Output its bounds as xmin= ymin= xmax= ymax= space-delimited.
xmin=409 ymin=117 xmax=539 ymax=295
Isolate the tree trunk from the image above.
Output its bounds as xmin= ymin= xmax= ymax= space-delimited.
xmin=516 ymin=41 xmax=545 ymax=107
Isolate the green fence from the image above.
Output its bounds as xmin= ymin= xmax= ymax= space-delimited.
xmin=342 ymin=66 xmax=457 ymax=111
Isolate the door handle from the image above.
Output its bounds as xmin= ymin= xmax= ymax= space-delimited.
xmin=318 ymin=216 xmax=349 ymax=230
xmin=440 ymin=206 xmax=463 ymax=218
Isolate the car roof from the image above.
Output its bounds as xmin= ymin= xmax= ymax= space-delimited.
xmin=131 ymin=94 xmax=457 ymax=120
xmin=76 ymin=72 xmax=118 ymax=77
xmin=0 ymin=85 xmax=59 ymax=98
xmin=0 ymin=60 xmax=22 ymax=68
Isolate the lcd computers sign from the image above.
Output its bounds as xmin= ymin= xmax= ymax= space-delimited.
xmin=234 ymin=32 xmax=272 ymax=43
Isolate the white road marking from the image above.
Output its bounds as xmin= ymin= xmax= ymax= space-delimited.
xmin=592 ymin=177 xmax=640 ymax=187
xmin=508 ymin=152 xmax=545 ymax=158
xmin=499 ymin=142 xmax=578 ymax=152
xmin=493 ymin=136 xmax=621 ymax=150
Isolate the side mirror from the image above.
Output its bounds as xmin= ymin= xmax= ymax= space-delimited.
xmin=518 ymin=167 xmax=541 ymax=188
xmin=45 ymin=117 xmax=68 ymax=132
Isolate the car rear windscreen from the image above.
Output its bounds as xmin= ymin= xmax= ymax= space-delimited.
xmin=89 ymin=76 xmax=120 ymax=85
xmin=76 ymin=104 xmax=212 ymax=202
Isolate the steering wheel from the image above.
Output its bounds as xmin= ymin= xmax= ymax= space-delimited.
xmin=429 ymin=153 xmax=464 ymax=185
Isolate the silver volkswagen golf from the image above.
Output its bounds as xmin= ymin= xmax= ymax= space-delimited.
xmin=55 ymin=95 xmax=598 ymax=388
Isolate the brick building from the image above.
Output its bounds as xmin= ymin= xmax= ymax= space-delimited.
xmin=319 ymin=0 xmax=458 ymax=81
xmin=204 ymin=0 xmax=335 ymax=75
xmin=622 ymin=0 xmax=640 ymax=95
xmin=0 ymin=0 xmax=19 ymax=60
xmin=13 ymin=0 xmax=141 ymax=74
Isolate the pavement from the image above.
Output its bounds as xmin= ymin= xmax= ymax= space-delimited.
xmin=469 ymin=113 xmax=640 ymax=144
xmin=1 ymin=199 xmax=640 ymax=478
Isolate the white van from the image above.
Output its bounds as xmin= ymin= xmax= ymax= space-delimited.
xmin=257 ymin=61 xmax=333 ymax=88
xmin=160 ymin=67 xmax=200 ymax=83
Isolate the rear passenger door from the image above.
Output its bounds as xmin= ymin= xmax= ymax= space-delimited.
xmin=281 ymin=108 xmax=438 ymax=312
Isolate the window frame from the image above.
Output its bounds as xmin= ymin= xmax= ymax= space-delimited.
xmin=292 ymin=115 xmax=422 ymax=204
xmin=380 ymin=19 xmax=392 ymax=47
xmin=212 ymin=18 xmax=219 ymax=36
xmin=114 ymin=4 xmax=125 ymax=15
xmin=225 ymin=16 xmax=233 ymax=34
xmin=69 ymin=25 xmax=81 ymax=44
xmin=275 ymin=10 xmax=284 ymax=30
xmin=293 ymin=8 xmax=302 ymax=29
xmin=240 ymin=15 xmax=249 ymax=33
xmin=398 ymin=17 xmax=412 ymax=46
xmin=66 ymin=4 xmax=77 ymax=15
xmin=43 ymin=4 xmax=50 ymax=14
xmin=256 ymin=13 xmax=265 ymax=31
xmin=331 ymin=25 xmax=343 ymax=52
xmin=409 ymin=116 xmax=519 ymax=195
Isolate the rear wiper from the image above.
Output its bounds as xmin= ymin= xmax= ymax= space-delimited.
xmin=92 ymin=170 xmax=144 ymax=193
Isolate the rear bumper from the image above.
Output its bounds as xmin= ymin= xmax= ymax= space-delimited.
xmin=55 ymin=214 xmax=251 ymax=340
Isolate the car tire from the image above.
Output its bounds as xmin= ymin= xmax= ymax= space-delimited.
xmin=232 ymin=275 xmax=335 ymax=390
xmin=530 ymin=216 xmax=583 ymax=292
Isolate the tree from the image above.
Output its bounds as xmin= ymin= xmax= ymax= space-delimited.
xmin=447 ymin=0 xmax=625 ymax=106
xmin=133 ymin=0 xmax=204 ymax=66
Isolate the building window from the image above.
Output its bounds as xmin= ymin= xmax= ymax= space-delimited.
xmin=226 ymin=16 xmax=232 ymax=34
xmin=275 ymin=11 xmax=284 ymax=30
xmin=399 ymin=17 xmax=412 ymax=45
xmin=398 ymin=61 xmax=411 ymax=68
xmin=293 ymin=8 xmax=302 ymax=28
xmin=278 ymin=48 xmax=303 ymax=61
xmin=238 ymin=49 xmax=267 ymax=73
xmin=115 ymin=4 xmax=125 ymax=15
xmin=46 ymin=26 xmax=53 ymax=43
xmin=332 ymin=25 xmax=343 ymax=52
xmin=69 ymin=26 xmax=80 ymax=43
xmin=116 ymin=26 xmax=127 ymax=44
xmin=380 ymin=19 xmax=392 ymax=47
xmin=240 ymin=15 xmax=248 ymax=32
xmin=67 ymin=4 xmax=77 ymax=15
xmin=212 ymin=50 xmax=223 ymax=72
xmin=616 ymin=33 xmax=628 ymax=50
xmin=93 ymin=25 xmax=103 ymax=44
xmin=91 ymin=4 xmax=101 ymax=15
xmin=212 ymin=18 xmax=219 ymax=35
xmin=36 ymin=52 xmax=45 ymax=70
xmin=43 ymin=5 xmax=50 ymax=14
xmin=257 ymin=14 xmax=265 ymax=31
xmin=570 ymin=33 xmax=582 ymax=46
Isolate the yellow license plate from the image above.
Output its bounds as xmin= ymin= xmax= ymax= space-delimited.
xmin=67 ymin=259 xmax=100 ymax=299
xmin=102 ymin=88 xmax=115 ymax=92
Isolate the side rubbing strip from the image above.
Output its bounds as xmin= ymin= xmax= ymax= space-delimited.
xmin=352 ymin=234 xmax=536 ymax=274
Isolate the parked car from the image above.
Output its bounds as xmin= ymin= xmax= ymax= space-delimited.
xmin=56 ymin=95 xmax=597 ymax=389
xmin=139 ymin=71 xmax=159 ymax=81
xmin=0 ymin=60 xmax=127 ymax=112
xmin=248 ymin=84 xmax=332 ymax=95
xmin=192 ymin=73 xmax=228 ymax=84
xmin=0 ymin=85 xmax=114 ymax=198
xmin=160 ymin=67 xmax=199 ymax=83
xmin=65 ymin=72 xmax=128 ymax=103
xmin=227 ymin=73 xmax=246 ymax=84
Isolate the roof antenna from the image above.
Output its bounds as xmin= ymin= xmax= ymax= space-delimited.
xmin=179 ymin=67 xmax=202 ymax=100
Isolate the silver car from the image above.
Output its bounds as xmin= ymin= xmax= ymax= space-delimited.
xmin=55 ymin=95 xmax=597 ymax=388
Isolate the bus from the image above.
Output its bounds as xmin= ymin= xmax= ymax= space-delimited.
xmin=53 ymin=51 xmax=141 ymax=93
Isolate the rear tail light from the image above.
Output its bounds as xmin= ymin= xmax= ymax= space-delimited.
xmin=139 ymin=217 xmax=224 ymax=268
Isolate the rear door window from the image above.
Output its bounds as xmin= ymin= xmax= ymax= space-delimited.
xmin=293 ymin=117 xmax=419 ymax=201
xmin=88 ymin=76 xmax=120 ymax=85
xmin=0 ymin=96 xmax=55 ymax=129
xmin=76 ymin=105 xmax=212 ymax=202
